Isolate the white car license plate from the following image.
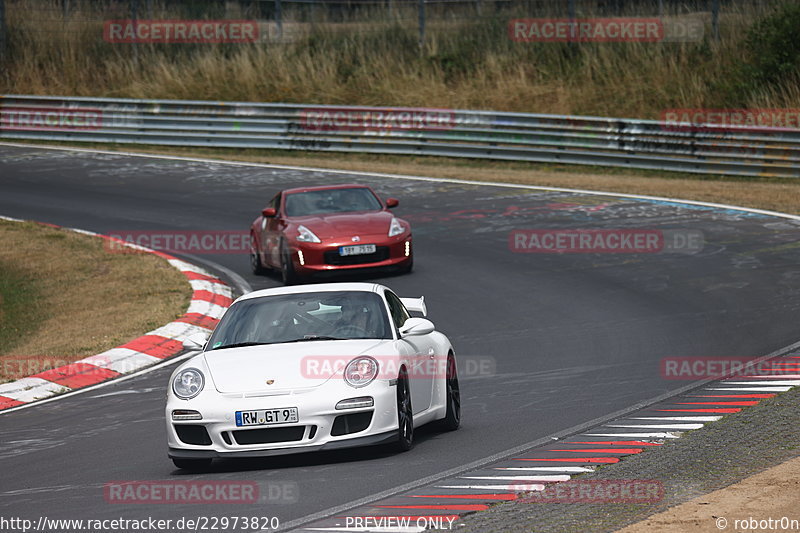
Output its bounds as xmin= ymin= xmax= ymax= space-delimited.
xmin=339 ymin=244 xmax=376 ymax=256
xmin=235 ymin=407 xmax=299 ymax=427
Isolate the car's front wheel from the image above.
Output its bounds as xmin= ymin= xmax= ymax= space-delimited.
xmin=171 ymin=458 xmax=212 ymax=471
xmin=280 ymin=241 xmax=298 ymax=285
xmin=394 ymin=370 xmax=414 ymax=452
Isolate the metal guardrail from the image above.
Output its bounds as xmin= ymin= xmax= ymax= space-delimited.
xmin=1 ymin=94 xmax=799 ymax=177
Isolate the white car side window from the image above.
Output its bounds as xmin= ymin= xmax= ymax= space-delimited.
xmin=385 ymin=291 xmax=410 ymax=330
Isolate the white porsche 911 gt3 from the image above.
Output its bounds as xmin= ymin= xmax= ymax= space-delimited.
xmin=166 ymin=282 xmax=460 ymax=470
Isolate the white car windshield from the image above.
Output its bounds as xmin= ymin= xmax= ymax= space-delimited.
xmin=284 ymin=188 xmax=382 ymax=217
xmin=208 ymin=291 xmax=393 ymax=350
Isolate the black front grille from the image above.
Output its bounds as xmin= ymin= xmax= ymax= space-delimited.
xmin=175 ymin=424 xmax=212 ymax=446
xmin=232 ymin=426 xmax=306 ymax=445
xmin=331 ymin=411 xmax=373 ymax=436
xmin=324 ymin=247 xmax=389 ymax=266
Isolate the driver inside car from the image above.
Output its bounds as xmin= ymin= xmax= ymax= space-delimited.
xmin=332 ymin=303 xmax=371 ymax=337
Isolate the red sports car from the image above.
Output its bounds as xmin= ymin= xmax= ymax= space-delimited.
xmin=249 ymin=184 xmax=413 ymax=284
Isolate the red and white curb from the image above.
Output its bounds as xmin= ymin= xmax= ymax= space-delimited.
xmin=0 ymin=215 xmax=234 ymax=411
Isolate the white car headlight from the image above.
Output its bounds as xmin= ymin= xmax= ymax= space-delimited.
xmin=173 ymin=368 xmax=205 ymax=399
xmin=344 ymin=357 xmax=379 ymax=388
xmin=388 ymin=217 xmax=405 ymax=237
xmin=297 ymin=225 xmax=321 ymax=243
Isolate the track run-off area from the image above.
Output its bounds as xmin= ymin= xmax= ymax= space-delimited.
xmin=1 ymin=144 xmax=800 ymax=531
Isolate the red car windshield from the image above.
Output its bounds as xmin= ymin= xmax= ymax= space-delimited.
xmin=285 ymin=188 xmax=382 ymax=217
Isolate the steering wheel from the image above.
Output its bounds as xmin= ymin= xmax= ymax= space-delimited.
xmin=293 ymin=311 xmax=331 ymax=329
xmin=333 ymin=324 xmax=370 ymax=337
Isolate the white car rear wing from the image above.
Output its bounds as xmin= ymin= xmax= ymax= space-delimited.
xmin=400 ymin=296 xmax=427 ymax=317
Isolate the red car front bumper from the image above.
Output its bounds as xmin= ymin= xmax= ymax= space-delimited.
xmin=288 ymin=234 xmax=412 ymax=275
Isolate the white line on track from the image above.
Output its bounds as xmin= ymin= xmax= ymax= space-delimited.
xmin=436 ymin=484 xmax=546 ymax=491
xmin=495 ymin=466 xmax=595 ymax=472
xmin=585 ymin=433 xmax=681 ymax=439
xmin=736 ymin=375 xmax=800 ymax=378
xmin=460 ymin=475 xmax=571 ymax=482
xmin=724 ymin=381 xmax=800 ymax=386
xmin=629 ymin=416 xmax=722 ymax=422
xmin=706 ymin=387 xmax=792 ymax=392
xmin=606 ymin=424 xmax=705 ymax=430
xmin=179 ymin=252 xmax=253 ymax=295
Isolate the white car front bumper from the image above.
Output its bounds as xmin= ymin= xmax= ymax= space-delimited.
xmin=167 ymin=379 xmax=398 ymax=459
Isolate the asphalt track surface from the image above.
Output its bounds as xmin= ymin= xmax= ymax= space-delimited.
xmin=2 ymin=144 xmax=800 ymax=530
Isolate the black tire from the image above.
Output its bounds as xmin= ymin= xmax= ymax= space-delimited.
xmin=439 ymin=353 xmax=461 ymax=431
xmin=280 ymin=241 xmax=298 ymax=285
xmin=250 ymin=236 xmax=267 ymax=275
xmin=171 ymin=457 xmax=212 ymax=471
xmin=394 ymin=371 xmax=414 ymax=452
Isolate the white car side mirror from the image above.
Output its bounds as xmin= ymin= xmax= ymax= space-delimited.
xmin=399 ymin=317 xmax=435 ymax=337
xmin=182 ymin=332 xmax=209 ymax=351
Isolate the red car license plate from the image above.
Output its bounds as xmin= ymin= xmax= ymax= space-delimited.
xmin=339 ymin=244 xmax=376 ymax=256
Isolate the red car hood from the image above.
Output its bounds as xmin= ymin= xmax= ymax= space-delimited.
xmin=292 ymin=211 xmax=395 ymax=240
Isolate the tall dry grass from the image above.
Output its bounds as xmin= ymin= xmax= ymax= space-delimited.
xmin=1 ymin=0 xmax=797 ymax=118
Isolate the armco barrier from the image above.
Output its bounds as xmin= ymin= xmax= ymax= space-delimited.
xmin=1 ymin=94 xmax=798 ymax=177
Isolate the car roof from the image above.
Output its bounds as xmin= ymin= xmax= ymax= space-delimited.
xmin=235 ymin=282 xmax=388 ymax=303
xmin=281 ymin=184 xmax=372 ymax=195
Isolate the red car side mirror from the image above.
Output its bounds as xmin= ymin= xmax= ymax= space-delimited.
xmin=386 ymin=198 xmax=399 ymax=208
xmin=261 ymin=207 xmax=277 ymax=217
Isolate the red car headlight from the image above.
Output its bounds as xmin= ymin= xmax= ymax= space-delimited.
xmin=297 ymin=225 xmax=321 ymax=243
xmin=388 ymin=218 xmax=405 ymax=237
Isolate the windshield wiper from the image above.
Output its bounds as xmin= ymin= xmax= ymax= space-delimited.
xmin=211 ymin=341 xmax=273 ymax=350
xmin=283 ymin=335 xmax=346 ymax=343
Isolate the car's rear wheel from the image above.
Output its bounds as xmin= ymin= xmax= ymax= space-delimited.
xmin=280 ymin=241 xmax=298 ymax=285
xmin=172 ymin=458 xmax=212 ymax=471
xmin=394 ymin=370 xmax=414 ymax=452
xmin=250 ymin=236 xmax=267 ymax=275
xmin=439 ymin=352 xmax=461 ymax=431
